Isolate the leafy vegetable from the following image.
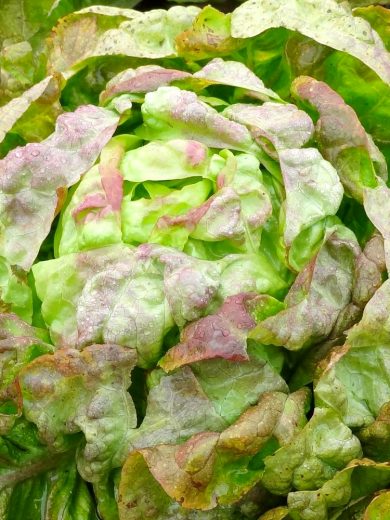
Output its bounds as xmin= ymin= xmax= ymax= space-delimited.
xmin=231 ymin=0 xmax=390 ymax=84
xmin=1 ymin=1 xmax=390 ymax=519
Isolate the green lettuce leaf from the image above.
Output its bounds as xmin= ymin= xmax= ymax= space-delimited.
xmin=354 ymin=6 xmax=390 ymax=52
xmin=258 ymin=507 xmax=290 ymax=520
xmin=118 ymin=389 xmax=309 ymax=516
xmin=288 ymin=43 xmax=390 ymax=167
xmin=175 ymin=6 xmax=244 ymax=61
xmin=292 ymin=75 xmax=387 ymax=201
xmin=0 ymin=460 xmax=97 ymax=520
xmin=149 ymin=151 xmax=272 ymax=254
xmin=191 ymin=58 xmax=281 ymax=102
xmin=188 ymin=342 xmax=288 ymax=425
xmin=0 ymin=259 xmax=32 ymax=322
xmin=32 ymin=244 xmax=224 ymax=366
xmin=0 ymin=105 xmax=119 ymax=269
xmin=159 ymin=293 xmax=287 ymax=373
xmin=100 ymin=65 xmax=191 ymax=104
xmin=128 ymin=367 xmax=227 ymax=449
xmin=0 ymin=75 xmax=62 ymax=147
xmin=0 ymin=313 xmax=52 ymax=434
xmin=352 ymin=232 xmax=386 ymax=308
xmin=138 ymin=86 xmax=255 ymax=152
xmin=47 ymin=5 xmax=200 ymax=77
xmin=289 ymin=231 xmax=386 ymax=392
xmin=231 ymin=0 xmax=390 ymax=84
xmin=358 ymin=402 xmax=390 ymax=461
xmin=125 ymin=342 xmax=287 ymax=452
xmin=364 ymin=490 xmax=390 ymax=520
xmin=278 ymin=148 xmax=343 ymax=248
xmin=32 ymin=244 xmax=170 ymax=366
xmin=363 ymin=183 xmax=390 ymax=270
xmin=315 ymin=279 xmax=390 ymax=429
xmin=56 ymin=134 xmax=140 ymax=256
xmin=250 ymin=226 xmax=359 ymax=350
xmin=350 ymin=1 xmax=389 ymax=5
xmin=159 ymin=293 xmax=257 ymax=370
xmin=102 ymin=58 xmax=281 ymax=110
xmin=0 ymin=0 xmax=74 ymax=105
xmin=0 ymin=415 xmax=79 ymax=492
xmin=223 ymin=101 xmax=344 ymax=261
xmin=262 ymin=408 xmax=362 ymax=495
xmin=122 ymin=179 xmax=212 ymax=248
xmin=121 ymin=139 xmax=212 ymax=183
xmin=287 ymin=459 xmax=390 ymax=520
xmin=19 ymin=344 xmax=137 ymax=482
xmin=223 ymin=102 xmax=314 ymax=154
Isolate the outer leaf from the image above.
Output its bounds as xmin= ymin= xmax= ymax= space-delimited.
xmin=138 ymin=86 xmax=255 ymax=152
xmin=315 ymin=341 xmax=390 ymax=430
xmin=0 ymin=417 xmax=76 ymax=491
xmin=364 ymin=491 xmax=390 ymax=519
xmin=189 ymin=342 xmax=288 ymax=424
xmin=349 ymin=278 xmax=390 ymax=347
xmin=351 ymin=1 xmax=389 ymax=5
xmin=231 ymin=0 xmax=390 ymax=84
xmin=292 ymin=76 xmax=387 ymax=201
xmin=352 ymin=232 xmax=386 ymax=308
xmin=258 ymin=507 xmax=290 ymax=520
xmin=127 ymin=344 xmax=287 ymax=452
xmin=0 ymin=313 xmax=52 ymax=434
xmin=355 ymin=6 xmax=390 ymax=52
xmin=363 ymin=184 xmax=390 ymax=270
xmin=0 ymin=0 xmax=91 ymax=51
xmin=315 ymin=280 xmax=390 ymax=430
xmin=0 ymin=314 xmax=52 ymax=389
xmin=288 ymin=41 xmax=390 ymax=167
xmin=159 ymin=293 xmax=257 ymax=370
xmin=0 ymin=313 xmax=48 ymax=342
xmin=0 ymin=105 xmax=119 ymax=269
xmin=119 ymin=390 xmax=308 ymax=515
xmin=278 ymin=148 xmax=343 ymax=247
xmin=102 ymin=59 xmax=280 ymax=107
xmin=287 ymin=459 xmax=390 ymax=520
xmin=0 ymin=40 xmax=36 ymax=109
xmin=192 ymin=58 xmax=281 ymax=101
xmin=93 ymin=473 xmax=120 ymax=520
xmin=0 ymin=76 xmax=61 ymax=145
xmin=0 ymin=258 xmax=32 ymax=322
xmin=100 ymin=65 xmax=191 ymax=104
xmin=250 ymin=226 xmax=359 ymax=350
xmin=48 ymin=6 xmax=200 ymax=76
xmin=262 ymin=408 xmax=362 ymax=495
xmin=176 ymin=6 xmax=244 ymax=60
xmin=0 ymin=0 xmax=83 ymax=105
xmin=223 ymin=102 xmax=314 ymax=155
xmin=19 ymin=344 xmax=137 ymax=483
xmin=56 ymin=135 xmax=140 ymax=256
xmin=0 ymin=460 xmax=96 ymax=520
xmin=129 ymin=367 xmax=227 ymax=450
xmin=32 ymin=244 xmax=170 ymax=367
xmin=358 ymin=402 xmax=390 ymax=461
xmin=32 ymin=244 xmax=227 ymax=366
